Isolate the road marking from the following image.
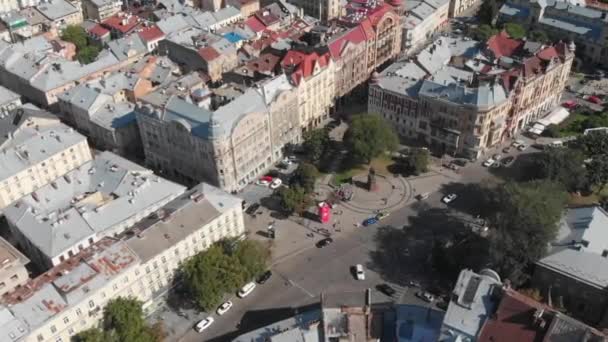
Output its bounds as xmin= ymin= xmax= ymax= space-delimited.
xmin=288 ymin=279 xmax=315 ymax=298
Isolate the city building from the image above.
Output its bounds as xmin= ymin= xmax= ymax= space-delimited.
xmin=0 ymin=85 xmax=22 ymax=115
xmin=4 ymin=151 xmax=186 ymax=269
xmin=227 ymin=0 xmax=261 ymax=17
xmin=286 ymin=0 xmax=340 ymax=21
xmin=82 ymin=0 xmax=122 ymax=21
xmin=138 ymin=25 xmax=166 ymax=53
xmin=449 ymin=0 xmax=481 ymax=17
xmin=401 ymin=0 xmax=449 ymax=54
xmin=369 ymin=33 xmax=574 ymax=158
xmin=0 ymin=0 xmax=20 ymax=16
xmin=0 ymin=106 xmax=92 ymax=210
xmin=0 ymin=182 xmax=244 ymax=342
xmin=282 ymin=49 xmax=335 ymax=130
xmin=0 ymin=236 xmax=29 ymax=297
xmin=440 ymin=268 xmax=503 ymax=340
xmin=533 ymin=205 xmax=608 ymax=328
xmin=34 ymin=0 xmax=83 ymax=31
xmin=498 ymin=0 xmax=608 ymax=68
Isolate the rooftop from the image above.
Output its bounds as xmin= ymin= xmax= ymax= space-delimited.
xmin=0 ymin=236 xmax=29 ymax=272
xmin=0 ymin=86 xmax=20 ymax=106
xmin=232 ymin=309 xmax=323 ymax=342
xmin=4 ymin=151 xmax=185 ymax=262
xmin=102 ymin=13 xmax=142 ymax=34
xmin=554 ymin=206 xmax=608 ymax=255
xmin=36 ymin=0 xmax=79 ymax=21
xmin=395 ymin=305 xmax=444 ymax=342
xmin=537 ymin=247 xmax=608 ymax=289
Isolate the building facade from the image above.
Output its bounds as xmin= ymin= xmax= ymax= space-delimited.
xmin=0 ymin=106 xmax=92 ymax=210
xmin=0 ymin=236 xmax=29 ymax=297
xmin=82 ymin=0 xmax=122 ymax=21
xmin=401 ymin=0 xmax=449 ymax=54
xmin=286 ymin=0 xmax=340 ymax=21
xmin=449 ymin=0 xmax=481 ymax=17
xmin=0 ymin=183 xmax=244 ymax=342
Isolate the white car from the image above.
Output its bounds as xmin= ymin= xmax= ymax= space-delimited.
xmin=281 ymin=158 xmax=293 ymax=165
xmin=355 ymin=264 xmax=365 ymax=280
xmin=511 ymin=140 xmax=524 ymax=148
xmin=517 ymin=144 xmax=527 ymax=151
xmin=416 ymin=291 xmax=435 ymax=303
xmin=442 ymin=193 xmax=457 ymax=204
xmin=492 ymin=154 xmax=502 ymax=160
xmin=256 ymin=179 xmax=270 ymax=186
xmin=216 ymin=301 xmax=233 ymax=315
xmin=238 ymin=282 xmax=257 ymax=298
xmin=482 ymin=158 xmax=495 ymax=167
xmin=269 ymin=178 xmax=282 ymax=189
xmin=195 ymin=317 xmax=214 ymax=332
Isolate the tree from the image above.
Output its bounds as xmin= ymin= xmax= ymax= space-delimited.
xmin=503 ymin=23 xmax=526 ymax=39
xmin=302 ymin=129 xmax=329 ymax=162
xmin=541 ymin=124 xmax=560 ymax=138
xmin=77 ymin=45 xmax=101 ymax=64
xmin=572 ymin=131 xmax=608 ymax=157
xmin=61 ymin=25 xmax=88 ymax=50
xmin=403 ymin=148 xmax=429 ymax=175
xmin=473 ymin=24 xmax=499 ymax=41
xmin=587 ymin=155 xmax=608 ymax=192
xmin=181 ymin=245 xmax=245 ymax=310
xmin=524 ymin=148 xmax=587 ymax=191
xmin=147 ymin=322 xmax=167 ymax=342
xmin=343 ymin=114 xmax=398 ymax=163
xmin=75 ymin=328 xmax=110 ymax=342
xmin=529 ymin=30 xmax=549 ymax=43
xmin=478 ymin=0 xmax=499 ymax=25
xmin=292 ymin=162 xmax=318 ymax=193
xmin=489 ymin=180 xmax=567 ymax=284
xmin=233 ymin=240 xmax=270 ymax=280
xmin=103 ymin=297 xmax=152 ymax=342
xmin=278 ymin=185 xmax=310 ymax=214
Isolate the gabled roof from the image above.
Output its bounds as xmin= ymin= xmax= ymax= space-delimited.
xmin=88 ymin=24 xmax=110 ymax=38
xmin=244 ymin=15 xmax=266 ymax=32
xmin=487 ymin=31 xmax=524 ymax=59
xmin=281 ymin=50 xmax=330 ymax=85
xmin=198 ymin=46 xmax=220 ymax=62
xmin=102 ymin=13 xmax=141 ymax=34
xmin=138 ymin=25 xmax=165 ymax=42
xmin=328 ymin=25 xmax=368 ymax=60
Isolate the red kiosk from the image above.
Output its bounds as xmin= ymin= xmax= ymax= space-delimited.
xmin=318 ymin=202 xmax=331 ymax=223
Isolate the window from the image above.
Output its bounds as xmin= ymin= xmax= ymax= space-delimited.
xmin=50 ymin=325 xmax=57 ymax=333
xmin=63 ymin=316 xmax=69 ymax=324
xmin=68 ymin=328 xmax=74 ymax=335
xmin=88 ymin=300 xmax=94 ymax=308
xmin=37 ymin=334 xmax=44 ymax=342
xmin=0 ymin=282 xmax=5 ymax=289
xmin=76 ymin=308 xmax=82 ymax=316
xmin=603 ymin=250 xmax=608 ymax=258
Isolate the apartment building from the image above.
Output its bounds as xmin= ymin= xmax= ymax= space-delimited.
xmin=82 ymin=0 xmax=121 ymax=21
xmin=0 ymin=182 xmax=244 ymax=342
xmin=449 ymin=0 xmax=481 ymax=17
xmin=0 ymin=0 xmax=20 ymax=15
xmin=4 ymin=151 xmax=186 ymax=269
xmin=402 ymin=0 xmax=449 ymax=54
xmin=0 ymin=106 xmax=92 ymax=210
xmin=282 ymin=50 xmax=335 ymax=130
xmin=227 ymin=0 xmax=261 ymax=17
xmin=34 ymin=0 xmax=84 ymax=31
xmin=369 ymin=34 xmax=574 ymax=158
xmin=286 ymin=0 xmax=340 ymax=21
xmin=0 ymin=85 xmax=22 ymax=115
xmin=498 ymin=0 xmax=608 ymax=67
xmin=0 ymin=236 xmax=29 ymax=297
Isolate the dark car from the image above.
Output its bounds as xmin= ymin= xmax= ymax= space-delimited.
xmin=257 ymin=270 xmax=272 ymax=284
xmin=501 ymin=156 xmax=515 ymax=166
xmin=452 ymin=159 xmax=468 ymax=167
xmin=246 ymin=203 xmax=260 ymax=215
xmin=377 ymin=283 xmax=396 ymax=296
xmin=316 ymin=238 xmax=334 ymax=248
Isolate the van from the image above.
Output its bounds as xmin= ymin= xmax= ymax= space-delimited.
xmin=549 ymin=140 xmax=563 ymax=148
xmin=237 ymin=282 xmax=256 ymax=298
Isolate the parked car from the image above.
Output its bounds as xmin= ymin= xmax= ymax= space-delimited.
xmin=363 ymin=217 xmax=379 ymax=226
xmin=446 ymin=163 xmax=459 ymax=171
xmin=355 ymin=264 xmax=365 ymax=280
xmin=377 ymin=283 xmax=396 ymax=296
xmin=195 ymin=317 xmax=214 ymax=332
xmin=408 ymin=280 xmax=421 ymax=288
xmin=586 ymin=95 xmax=603 ymax=104
xmin=316 ymin=237 xmax=334 ymax=248
xmin=482 ymin=158 xmax=495 ymax=167
xmin=376 ymin=212 xmax=390 ymax=220
xmin=492 ymin=154 xmax=502 ymax=160
xmin=452 ymin=159 xmax=468 ymax=167
xmin=260 ymin=175 xmax=273 ymax=183
xmin=216 ymin=301 xmax=233 ymax=315
xmin=502 ymin=146 xmax=511 ymax=153
xmin=517 ymin=144 xmax=527 ymax=151
xmin=245 ymin=203 xmax=260 ymax=215
xmin=501 ymin=156 xmax=515 ymax=166
xmin=416 ymin=291 xmax=435 ymax=302
xmin=257 ymin=270 xmax=272 ymax=284
xmin=256 ymin=179 xmax=270 ymax=186
xmin=442 ymin=193 xmax=457 ymax=204
xmin=562 ymin=100 xmax=579 ymax=109
xmin=511 ymin=140 xmax=524 ymax=148
xmin=237 ymin=282 xmax=257 ymax=298
xmin=270 ymin=178 xmax=283 ymax=189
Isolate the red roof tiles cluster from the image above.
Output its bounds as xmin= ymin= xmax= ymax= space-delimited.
xmin=198 ymin=46 xmax=221 ymax=62
xmin=88 ymin=24 xmax=110 ymax=38
xmin=487 ymin=31 xmax=524 ymax=59
xmin=138 ymin=25 xmax=165 ymax=43
xmin=281 ymin=50 xmax=331 ymax=85
xmin=102 ymin=13 xmax=142 ymax=34
xmin=245 ymin=15 xmax=266 ymax=32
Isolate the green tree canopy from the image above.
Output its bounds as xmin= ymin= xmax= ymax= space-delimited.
xmin=478 ymin=0 xmax=499 ymax=25
xmin=503 ymin=23 xmax=526 ymax=39
xmin=233 ymin=240 xmax=270 ymax=280
xmin=103 ymin=297 xmax=152 ymax=342
xmin=403 ymin=148 xmax=429 ymax=175
xmin=181 ymin=245 xmax=245 ymax=310
xmin=524 ymin=148 xmax=587 ymax=191
xmin=529 ymin=30 xmax=549 ymax=43
xmin=292 ymin=162 xmax=319 ymax=193
xmin=77 ymin=45 xmax=101 ymax=64
xmin=473 ymin=24 xmax=499 ymax=41
xmin=489 ymin=180 xmax=567 ymax=284
xmin=75 ymin=328 xmax=111 ymax=342
xmin=344 ymin=114 xmax=398 ymax=163
xmin=61 ymin=25 xmax=88 ymax=50
xmin=572 ymin=131 xmax=608 ymax=157
xmin=302 ymin=129 xmax=329 ymax=162
xmin=278 ymin=185 xmax=310 ymax=214
xmin=587 ymin=155 xmax=608 ymax=192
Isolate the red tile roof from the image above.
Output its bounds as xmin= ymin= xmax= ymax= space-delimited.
xmin=282 ymin=50 xmax=330 ymax=85
xmin=255 ymin=9 xmax=280 ymax=26
xmin=102 ymin=13 xmax=141 ymax=34
xmin=198 ymin=46 xmax=220 ymax=62
xmin=522 ymin=56 xmax=544 ymax=78
xmin=487 ymin=31 xmax=524 ymax=59
xmin=328 ymin=25 xmax=368 ymax=60
xmin=245 ymin=16 xmax=266 ymax=33
xmin=536 ymin=46 xmax=558 ymax=61
xmin=138 ymin=25 xmax=165 ymax=42
xmin=478 ymin=289 xmax=551 ymax=342
xmin=88 ymin=24 xmax=110 ymax=38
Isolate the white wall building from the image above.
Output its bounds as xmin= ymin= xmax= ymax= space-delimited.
xmin=402 ymin=0 xmax=449 ymax=54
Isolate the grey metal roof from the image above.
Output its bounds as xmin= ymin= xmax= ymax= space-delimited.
xmin=35 ymin=0 xmax=78 ymax=20
xmin=190 ymin=11 xmax=217 ymax=29
xmin=0 ymin=306 xmax=28 ymax=342
xmin=212 ymin=6 xmax=241 ymax=22
xmin=418 ymin=80 xmax=508 ymax=108
xmin=499 ymin=2 xmax=531 ymax=18
xmin=255 ymin=74 xmax=294 ymax=105
xmin=0 ymin=85 xmax=20 ymax=106
xmin=424 ymin=0 xmax=449 ymax=9
xmin=537 ymin=248 xmax=608 ymax=289
xmin=554 ymin=206 xmax=608 ymax=256
xmin=91 ymin=101 xmax=136 ymax=129
xmin=157 ymin=14 xmax=192 ymax=35
xmin=538 ymin=16 xmax=602 ymax=40
xmin=374 ymin=61 xmax=426 ymax=98
xmin=107 ymin=34 xmax=147 ymax=62
xmin=4 ymin=151 xmax=185 ymax=261
xmin=395 ymin=305 xmax=444 ymax=342
xmin=232 ymin=309 xmax=322 ymax=342
xmin=10 ymin=283 xmax=67 ymax=329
